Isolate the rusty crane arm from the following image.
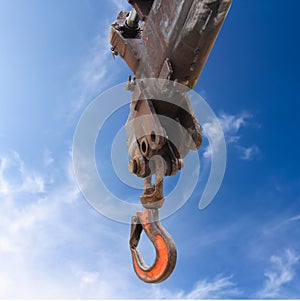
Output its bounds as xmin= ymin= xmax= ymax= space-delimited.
xmin=109 ymin=0 xmax=232 ymax=283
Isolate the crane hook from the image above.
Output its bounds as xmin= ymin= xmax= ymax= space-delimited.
xmin=129 ymin=208 xmax=177 ymax=284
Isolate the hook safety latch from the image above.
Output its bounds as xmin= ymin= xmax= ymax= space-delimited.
xmin=129 ymin=208 xmax=177 ymax=284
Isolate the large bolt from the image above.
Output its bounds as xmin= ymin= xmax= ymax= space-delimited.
xmin=129 ymin=156 xmax=150 ymax=178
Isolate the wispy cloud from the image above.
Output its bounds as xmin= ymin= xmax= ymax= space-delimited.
xmin=288 ymin=214 xmax=300 ymax=222
xmin=0 ymin=152 xmax=71 ymax=250
xmin=218 ymin=111 xmax=250 ymax=134
xmin=236 ymin=145 xmax=260 ymax=161
xmin=0 ymin=152 xmax=78 ymax=297
xmin=68 ymin=1 xmax=131 ymax=121
xmin=151 ymin=274 xmax=241 ymax=299
xmin=257 ymin=249 xmax=300 ymax=298
xmin=69 ymin=33 xmax=111 ymax=118
xmin=186 ymin=275 xmax=241 ymax=299
xmin=202 ymin=111 xmax=259 ymax=160
xmin=206 ymin=111 xmax=260 ymax=161
xmin=202 ymin=118 xmax=225 ymax=159
xmin=0 ymin=152 xmax=46 ymax=197
xmin=0 ymin=151 xmax=133 ymax=298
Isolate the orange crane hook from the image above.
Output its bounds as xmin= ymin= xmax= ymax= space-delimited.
xmin=129 ymin=208 xmax=177 ymax=284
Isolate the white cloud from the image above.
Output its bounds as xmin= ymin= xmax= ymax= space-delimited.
xmin=257 ymin=249 xmax=300 ymax=298
xmin=0 ymin=153 xmax=69 ymax=254
xmin=236 ymin=145 xmax=260 ymax=161
xmin=202 ymin=118 xmax=224 ymax=157
xmin=151 ymin=275 xmax=241 ymax=299
xmin=203 ymin=111 xmax=259 ymax=161
xmin=1 ymin=152 xmax=46 ymax=195
xmin=186 ymin=275 xmax=241 ymax=299
xmin=76 ymin=270 xmax=101 ymax=293
xmin=289 ymin=214 xmax=300 ymax=222
xmin=21 ymin=174 xmax=45 ymax=193
xmin=218 ymin=111 xmax=250 ymax=134
xmin=0 ymin=152 xmax=79 ymax=296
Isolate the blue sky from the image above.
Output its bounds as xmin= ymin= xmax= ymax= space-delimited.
xmin=0 ymin=0 xmax=300 ymax=298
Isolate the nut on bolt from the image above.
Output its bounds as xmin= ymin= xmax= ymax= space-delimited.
xmin=129 ymin=156 xmax=149 ymax=178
